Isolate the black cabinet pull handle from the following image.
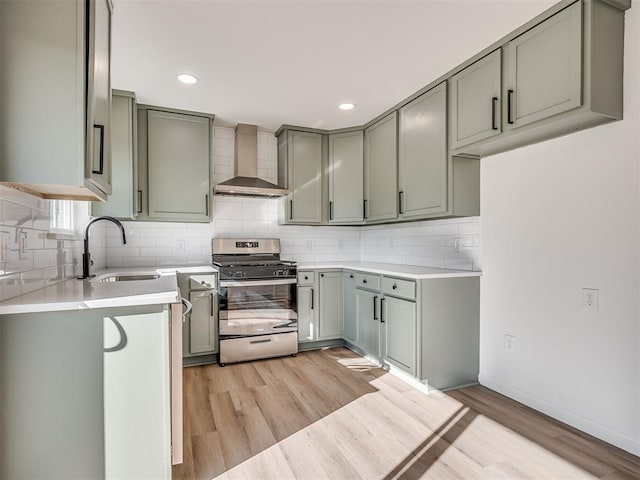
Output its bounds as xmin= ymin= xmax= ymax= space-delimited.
xmin=373 ymin=295 xmax=378 ymax=320
xmin=363 ymin=279 xmax=367 ymax=284
xmin=507 ymin=89 xmax=514 ymax=124
xmin=289 ymin=200 xmax=293 ymax=220
xmin=380 ymin=298 xmax=385 ymax=323
xmin=363 ymin=199 xmax=368 ymax=220
xmin=350 ymin=274 xmax=354 ymax=279
xmin=92 ymin=124 xmax=105 ymax=175
xmin=137 ymin=190 xmax=143 ymax=214
xmin=492 ymin=97 xmax=499 ymax=130
xmin=205 ymin=194 xmax=209 ymax=216
xmin=310 ymin=288 xmax=314 ymax=310
xmin=304 ymin=276 xmax=308 ymax=280
xmin=392 ymin=283 xmax=397 ymax=290
xmin=399 ymin=191 xmax=404 ymax=215
xmin=320 ymin=273 xmax=324 ymax=278
xmin=329 ymin=201 xmax=333 ymax=220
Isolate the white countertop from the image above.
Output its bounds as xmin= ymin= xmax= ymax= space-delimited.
xmin=296 ymin=261 xmax=482 ymax=279
xmin=0 ymin=266 xmax=216 ymax=316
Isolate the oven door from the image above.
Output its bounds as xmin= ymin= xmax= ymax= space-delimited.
xmin=218 ymin=278 xmax=297 ymax=338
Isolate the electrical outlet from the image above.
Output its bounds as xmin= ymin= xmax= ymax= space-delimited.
xmin=453 ymin=237 xmax=462 ymax=253
xmin=305 ymin=240 xmax=313 ymax=252
xmin=504 ymin=334 xmax=516 ymax=353
xmin=176 ymin=239 xmax=186 ymax=254
xmin=583 ymin=288 xmax=599 ymax=311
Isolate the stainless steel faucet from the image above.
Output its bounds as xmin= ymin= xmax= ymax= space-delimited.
xmin=80 ymin=216 xmax=126 ymax=279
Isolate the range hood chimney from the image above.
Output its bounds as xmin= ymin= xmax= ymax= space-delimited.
xmin=213 ymin=124 xmax=288 ymax=197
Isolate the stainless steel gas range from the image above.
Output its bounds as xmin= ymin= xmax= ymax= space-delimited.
xmin=213 ymin=238 xmax=298 ymax=366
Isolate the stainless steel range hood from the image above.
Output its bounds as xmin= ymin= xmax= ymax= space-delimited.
xmin=213 ymin=124 xmax=288 ymax=197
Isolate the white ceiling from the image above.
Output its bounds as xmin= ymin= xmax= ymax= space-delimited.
xmin=112 ymin=0 xmax=557 ymax=133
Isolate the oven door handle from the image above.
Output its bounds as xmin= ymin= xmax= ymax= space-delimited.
xmin=220 ymin=278 xmax=297 ymax=287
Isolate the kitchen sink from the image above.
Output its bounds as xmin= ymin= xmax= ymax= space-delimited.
xmin=92 ymin=272 xmax=161 ymax=283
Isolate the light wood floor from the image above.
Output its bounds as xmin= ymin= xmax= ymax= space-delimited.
xmin=173 ymin=347 xmax=640 ymax=480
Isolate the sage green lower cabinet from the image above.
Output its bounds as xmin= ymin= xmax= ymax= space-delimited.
xmin=342 ymin=271 xmax=357 ymax=343
xmin=0 ymin=304 xmax=174 ymax=478
xmin=398 ymin=82 xmax=448 ymax=218
xmin=329 ymin=131 xmax=364 ymax=224
xmin=381 ymin=295 xmax=417 ymax=376
xmin=92 ymin=90 xmax=139 ymax=219
xmin=355 ymin=287 xmax=380 ymax=357
xmin=420 ymin=277 xmax=480 ymax=390
xmin=185 ymin=290 xmax=218 ymax=355
xmin=297 ymin=285 xmax=318 ymax=342
xmin=318 ymin=271 xmax=343 ymax=339
xmin=364 ymin=112 xmax=398 ymax=222
xmin=104 ymin=305 xmax=172 ymax=479
xmin=297 ymin=270 xmax=342 ymax=342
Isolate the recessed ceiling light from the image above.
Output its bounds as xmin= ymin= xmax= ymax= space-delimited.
xmin=338 ymin=103 xmax=355 ymax=111
xmin=177 ymin=73 xmax=198 ymax=85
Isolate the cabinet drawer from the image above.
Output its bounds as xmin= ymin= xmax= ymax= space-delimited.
xmin=297 ymin=271 xmax=315 ymax=286
xmin=382 ymin=276 xmax=416 ymax=300
xmin=355 ymin=272 xmax=380 ymax=291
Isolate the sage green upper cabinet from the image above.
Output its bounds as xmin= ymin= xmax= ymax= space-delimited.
xmin=283 ymin=130 xmax=323 ymax=224
xmin=398 ymin=82 xmax=448 ymax=218
xmin=146 ymin=110 xmax=211 ymax=222
xmin=0 ymin=0 xmax=113 ymax=201
xmin=450 ymin=50 xmax=502 ymax=149
xmin=505 ymin=1 xmax=582 ymax=130
xmin=329 ymin=131 xmax=364 ymax=224
xmin=92 ymin=90 xmax=138 ymax=219
xmin=318 ymin=271 xmax=343 ymax=340
xmin=364 ymin=112 xmax=398 ymax=222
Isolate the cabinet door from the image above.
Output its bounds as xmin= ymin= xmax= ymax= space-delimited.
xmin=287 ymin=131 xmax=322 ymax=223
xmin=451 ymin=50 xmax=502 ymax=149
xmin=505 ymin=1 xmax=582 ymax=129
xmin=382 ymin=296 xmax=416 ymax=375
xmin=343 ymin=272 xmax=357 ymax=342
xmin=104 ymin=307 xmax=171 ymax=478
xmin=189 ymin=291 xmax=218 ymax=354
xmin=356 ymin=289 xmax=380 ymax=357
xmin=147 ymin=110 xmax=211 ymax=222
xmin=398 ymin=82 xmax=448 ymax=218
xmin=318 ymin=272 xmax=343 ymax=339
xmin=364 ymin=112 xmax=398 ymax=222
xmin=86 ymin=0 xmax=113 ymax=195
xmin=329 ymin=131 xmax=364 ymax=224
xmin=92 ymin=91 xmax=137 ymax=218
xmin=297 ymin=286 xmax=317 ymax=342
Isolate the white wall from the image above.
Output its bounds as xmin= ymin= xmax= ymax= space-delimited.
xmin=479 ymin=6 xmax=640 ymax=455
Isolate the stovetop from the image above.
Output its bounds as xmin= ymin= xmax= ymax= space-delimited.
xmin=212 ymin=238 xmax=297 ymax=280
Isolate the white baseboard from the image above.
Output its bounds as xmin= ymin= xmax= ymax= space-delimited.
xmin=478 ymin=374 xmax=640 ymax=457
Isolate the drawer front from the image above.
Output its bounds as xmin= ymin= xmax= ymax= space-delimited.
xmin=297 ymin=271 xmax=315 ymax=286
xmin=219 ymin=332 xmax=298 ymax=365
xmin=355 ymin=272 xmax=381 ymax=291
xmin=382 ymin=276 xmax=416 ymax=300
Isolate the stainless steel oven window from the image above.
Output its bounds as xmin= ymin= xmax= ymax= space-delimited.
xmin=218 ymin=282 xmax=297 ymax=338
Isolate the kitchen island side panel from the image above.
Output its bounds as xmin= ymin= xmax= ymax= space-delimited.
xmin=0 ymin=312 xmax=105 ymax=478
